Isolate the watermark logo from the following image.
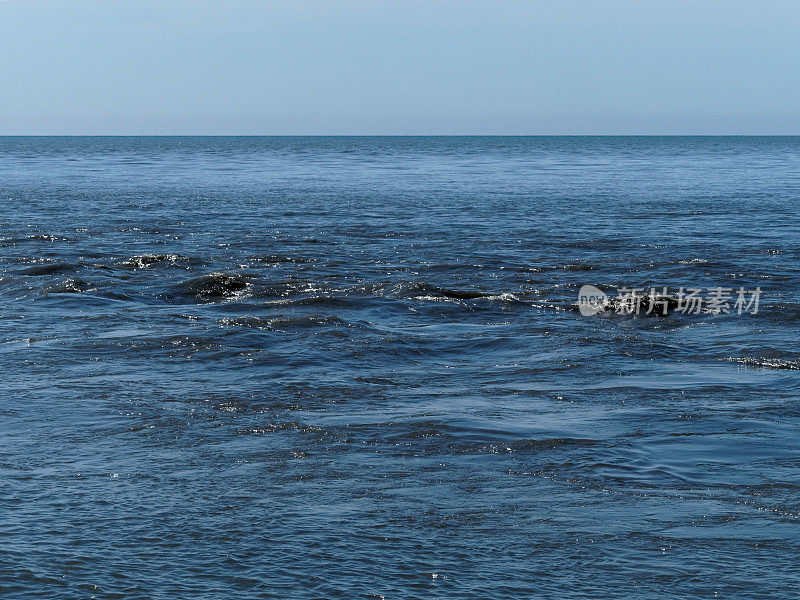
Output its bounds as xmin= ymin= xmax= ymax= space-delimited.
xmin=577 ymin=286 xmax=761 ymax=316
xmin=577 ymin=284 xmax=608 ymax=316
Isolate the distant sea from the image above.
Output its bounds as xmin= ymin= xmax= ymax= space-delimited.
xmin=1 ymin=137 xmax=799 ymax=599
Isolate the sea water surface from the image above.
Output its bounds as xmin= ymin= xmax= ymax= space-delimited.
xmin=1 ymin=137 xmax=799 ymax=599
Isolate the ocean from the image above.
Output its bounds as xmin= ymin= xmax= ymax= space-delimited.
xmin=1 ymin=136 xmax=799 ymax=598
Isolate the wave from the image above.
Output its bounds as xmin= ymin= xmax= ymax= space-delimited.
xmin=219 ymin=315 xmax=346 ymax=330
xmin=232 ymin=418 xmax=598 ymax=456
xmin=258 ymin=295 xmax=363 ymax=309
xmin=172 ymin=272 xmax=251 ymax=302
xmin=0 ymin=233 xmax=67 ymax=247
xmin=167 ymin=275 xmax=523 ymax=306
xmin=117 ymin=254 xmax=200 ymax=270
xmin=723 ymin=357 xmax=800 ymax=370
xmin=17 ymin=263 xmax=76 ymax=276
xmin=250 ymin=254 xmax=316 ymax=265
xmin=44 ymin=278 xmax=96 ymax=294
xmin=385 ymin=281 xmax=518 ymax=302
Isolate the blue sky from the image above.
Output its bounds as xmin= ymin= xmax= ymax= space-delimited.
xmin=1 ymin=0 xmax=799 ymax=134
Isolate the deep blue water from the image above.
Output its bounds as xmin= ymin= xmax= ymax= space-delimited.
xmin=1 ymin=136 xmax=799 ymax=599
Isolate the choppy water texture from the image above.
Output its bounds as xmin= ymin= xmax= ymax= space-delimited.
xmin=1 ymin=137 xmax=799 ymax=599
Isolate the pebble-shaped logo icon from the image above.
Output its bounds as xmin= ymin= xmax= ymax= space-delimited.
xmin=577 ymin=284 xmax=607 ymax=316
